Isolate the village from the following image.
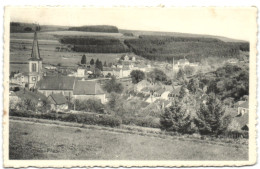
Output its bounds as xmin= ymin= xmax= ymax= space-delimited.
xmin=9 ymin=31 xmax=249 ymax=137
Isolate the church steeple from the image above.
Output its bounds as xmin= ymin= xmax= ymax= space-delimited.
xmin=29 ymin=31 xmax=42 ymax=61
xmin=28 ymin=31 xmax=43 ymax=89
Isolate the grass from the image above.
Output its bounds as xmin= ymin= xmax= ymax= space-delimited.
xmin=9 ymin=119 xmax=248 ymax=160
xmin=10 ymin=31 xmax=131 ymax=72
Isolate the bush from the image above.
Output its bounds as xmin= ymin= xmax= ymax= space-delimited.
xmin=10 ymin=110 xmax=122 ymax=127
xmin=122 ymin=116 xmax=160 ymax=128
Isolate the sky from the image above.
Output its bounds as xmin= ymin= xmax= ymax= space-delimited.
xmin=8 ymin=7 xmax=257 ymax=41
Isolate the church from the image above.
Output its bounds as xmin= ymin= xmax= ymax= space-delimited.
xmin=25 ymin=32 xmax=106 ymax=103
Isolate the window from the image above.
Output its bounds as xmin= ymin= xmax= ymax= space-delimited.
xmin=32 ymin=77 xmax=36 ymax=81
xmin=32 ymin=63 xmax=37 ymax=72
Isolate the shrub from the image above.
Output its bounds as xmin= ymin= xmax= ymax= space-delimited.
xmin=10 ymin=110 xmax=122 ymax=127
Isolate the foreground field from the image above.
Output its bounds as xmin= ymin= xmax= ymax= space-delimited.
xmin=9 ymin=120 xmax=248 ymax=160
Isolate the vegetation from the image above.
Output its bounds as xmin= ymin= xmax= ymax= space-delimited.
xmin=73 ymin=99 xmax=105 ymax=113
xmin=10 ymin=110 xmax=122 ymax=127
xmin=124 ymin=35 xmax=249 ymax=62
xmin=103 ymin=76 xmax=124 ymax=93
xmin=10 ymin=22 xmax=41 ymax=33
xmin=9 ymin=120 xmax=248 ymax=160
xmin=80 ymin=54 xmax=87 ymax=65
xmin=130 ymin=70 xmax=145 ymax=84
xmin=59 ymin=36 xmax=128 ymax=53
xmin=160 ymin=99 xmax=195 ymax=134
xmin=68 ymin=25 xmax=119 ymax=33
xmin=147 ymin=68 xmax=168 ymax=83
xmin=199 ymin=64 xmax=249 ymax=101
xmin=195 ymin=93 xmax=231 ymax=136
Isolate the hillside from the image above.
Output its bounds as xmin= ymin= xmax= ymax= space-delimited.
xmin=69 ymin=25 xmax=119 ymax=33
xmin=124 ymin=35 xmax=249 ymax=62
xmin=10 ymin=119 xmax=248 ymax=160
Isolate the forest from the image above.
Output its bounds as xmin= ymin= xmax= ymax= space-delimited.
xmin=125 ymin=35 xmax=249 ymax=62
xmin=59 ymin=36 xmax=128 ymax=53
xmin=68 ymin=25 xmax=119 ymax=33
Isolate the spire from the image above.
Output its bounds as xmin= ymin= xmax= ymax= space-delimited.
xmin=29 ymin=31 xmax=42 ymax=61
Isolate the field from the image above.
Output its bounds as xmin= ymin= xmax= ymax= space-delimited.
xmin=9 ymin=120 xmax=248 ymax=160
xmin=10 ymin=31 xmax=130 ymax=72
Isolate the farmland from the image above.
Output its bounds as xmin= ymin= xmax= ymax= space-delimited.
xmin=9 ymin=120 xmax=248 ymax=160
xmin=10 ymin=31 xmax=132 ymax=72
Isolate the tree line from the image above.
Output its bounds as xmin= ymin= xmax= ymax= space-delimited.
xmin=59 ymin=36 xmax=128 ymax=53
xmin=124 ymin=35 xmax=249 ymax=62
xmin=68 ymin=25 xmax=119 ymax=33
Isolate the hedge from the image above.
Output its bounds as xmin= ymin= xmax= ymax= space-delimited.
xmin=10 ymin=110 xmax=122 ymax=127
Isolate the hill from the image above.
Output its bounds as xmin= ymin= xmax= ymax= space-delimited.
xmin=124 ymin=35 xmax=249 ymax=62
xmin=69 ymin=25 xmax=119 ymax=33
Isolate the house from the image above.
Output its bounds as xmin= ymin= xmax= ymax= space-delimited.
xmin=77 ymin=67 xmax=86 ymax=77
xmin=237 ymin=101 xmax=249 ymax=116
xmin=227 ymin=58 xmax=239 ymax=64
xmin=47 ymin=93 xmax=68 ymax=112
xmin=177 ymin=59 xmax=190 ymax=67
xmin=131 ymin=56 xmax=136 ymax=61
xmin=37 ymin=76 xmax=75 ymax=97
xmin=136 ymin=80 xmax=150 ymax=92
xmin=141 ymin=87 xmax=151 ymax=95
xmin=37 ymin=76 xmax=106 ymax=103
xmin=73 ymin=80 xmax=106 ymax=103
xmin=10 ymin=72 xmax=29 ymax=87
xmin=153 ymin=88 xmax=165 ymax=97
xmin=123 ymin=55 xmax=129 ymax=61
xmin=168 ymin=86 xmax=181 ymax=100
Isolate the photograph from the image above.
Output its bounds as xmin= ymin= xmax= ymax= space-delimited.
xmin=3 ymin=6 xmax=257 ymax=167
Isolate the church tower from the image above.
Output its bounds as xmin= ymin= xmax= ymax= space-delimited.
xmin=28 ymin=31 xmax=42 ymax=89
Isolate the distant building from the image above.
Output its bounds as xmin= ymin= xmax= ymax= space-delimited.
xmin=131 ymin=56 xmax=136 ymax=61
xmin=37 ymin=76 xmax=106 ymax=103
xmin=77 ymin=67 xmax=86 ymax=77
xmin=237 ymin=101 xmax=249 ymax=116
xmin=177 ymin=59 xmax=190 ymax=67
xmin=48 ymin=93 xmax=68 ymax=112
xmin=28 ymin=32 xmax=43 ymax=89
xmin=73 ymin=80 xmax=106 ymax=103
xmin=10 ymin=72 xmax=29 ymax=87
xmin=136 ymin=80 xmax=150 ymax=92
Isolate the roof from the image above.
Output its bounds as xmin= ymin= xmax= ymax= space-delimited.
xmin=29 ymin=32 xmax=42 ymax=61
xmin=169 ymin=86 xmax=181 ymax=96
xmin=49 ymin=93 xmax=67 ymax=105
xmin=9 ymin=91 xmax=17 ymax=96
xmin=141 ymin=87 xmax=150 ymax=92
xmin=37 ymin=76 xmax=75 ymax=90
xmin=73 ymin=80 xmax=104 ymax=95
xmin=233 ymin=113 xmax=249 ymax=130
xmin=239 ymin=101 xmax=249 ymax=109
xmin=178 ymin=59 xmax=189 ymax=64
xmin=154 ymin=88 xmax=165 ymax=95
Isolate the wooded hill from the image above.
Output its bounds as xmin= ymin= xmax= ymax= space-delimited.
xmin=59 ymin=36 xmax=128 ymax=53
xmin=124 ymin=35 xmax=249 ymax=62
xmin=68 ymin=25 xmax=119 ymax=33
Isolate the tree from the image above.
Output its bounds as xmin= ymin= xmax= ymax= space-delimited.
xmin=147 ymin=68 xmax=167 ymax=83
xmin=90 ymin=58 xmax=95 ymax=65
xmin=130 ymin=70 xmax=145 ymax=84
xmin=177 ymin=68 xmax=185 ymax=80
xmin=103 ymin=76 xmax=124 ymax=93
xmin=183 ymin=65 xmax=195 ymax=76
xmin=179 ymin=85 xmax=188 ymax=99
xmin=195 ymin=93 xmax=229 ymax=135
xmin=104 ymin=61 xmax=107 ymax=67
xmin=187 ymin=78 xmax=199 ymax=94
xmin=160 ymin=99 xmax=195 ymax=134
xmin=81 ymin=54 xmax=87 ymax=65
xmin=95 ymin=59 xmax=103 ymax=71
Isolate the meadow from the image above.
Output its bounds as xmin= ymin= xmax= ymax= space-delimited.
xmin=9 ymin=120 xmax=248 ymax=160
xmin=10 ymin=32 xmax=128 ymax=72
